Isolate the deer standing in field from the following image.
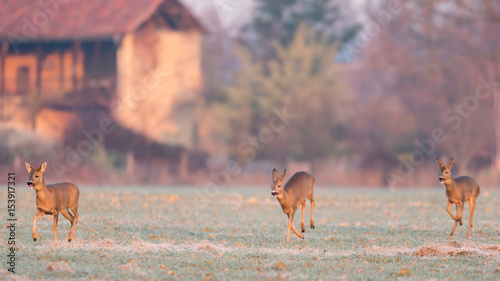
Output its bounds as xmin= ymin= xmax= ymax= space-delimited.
xmin=271 ymin=169 xmax=315 ymax=243
xmin=436 ymin=158 xmax=480 ymax=239
xmin=26 ymin=162 xmax=80 ymax=242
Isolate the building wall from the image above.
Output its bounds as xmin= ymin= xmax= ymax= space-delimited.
xmin=115 ymin=24 xmax=202 ymax=149
xmin=0 ymin=46 xmax=84 ymax=138
xmin=2 ymin=48 xmax=84 ymax=98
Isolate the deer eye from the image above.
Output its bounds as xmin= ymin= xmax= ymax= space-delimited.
xmin=35 ymin=175 xmax=39 ymax=178
xmin=445 ymin=172 xmax=448 ymax=174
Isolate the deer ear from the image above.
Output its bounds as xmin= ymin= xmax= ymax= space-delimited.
xmin=447 ymin=158 xmax=454 ymax=168
xmin=280 ymin=169 xmax=287 ymax=181
xmin=272 ymin=168 xmax=278 ymax=180
xmin=436 ymin=158 xmax=444 ymax=168
xmin=39 ymin=162 xmax=47 ymax=173
xmin=25 ymin=162 xmax=34 ymax=172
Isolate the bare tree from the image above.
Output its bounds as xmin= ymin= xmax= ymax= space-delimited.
xmin=352 ymin=0 xmax=497 ymax=177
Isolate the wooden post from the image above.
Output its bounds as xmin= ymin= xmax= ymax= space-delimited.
xmin=93 ymin=40 xmax=101 ymax=78
xmin=179 ymin=151 xmax=188 ymax=181
xmin=126 ymin=151 xmax=135 ymax=177
xmin=0 ymin=42 xmax=8 ymax=119
xmin=58 ymin=48 xmax=65 ymax=93
xmin=33 ymin=43 xmax=43 ymax=131
xmin=36 ymin=43 xmax=42 ymax=98
xmin=72 ymin=41 xmax=81 ymax=91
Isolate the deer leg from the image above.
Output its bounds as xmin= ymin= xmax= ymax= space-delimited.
xmin=451 ymin=204 xmax=460 ymax=235
xmin=446 ymin=201 xmax=457 ymax=220
xmin=286 ymin=211 xmax=304 ymax=243
xmin=60 ymin=209 xmax=74 ymax=223
xmin=289 ymin=211 xmax=304 ymax=239
xmin=458 ymin=202 xmax=464 ymax=226
xmin=286 ymin=213 xmax=292 ymax=244
xmin=301 ymin=201 xmax=306 ymax=233
xmin=68 ymin=207 xmax=79 ymax=242
xmin=310 ymin=198 xmax=315 ymax=229
xmin=32 ymin=211 xmax=44 ymax=241
xmin=447 ymin=201 xmax=459 ymax=236
xmin=53 ymin=213 xmax=59 ymax=242
xmin=467 ymin=198 xmax=476 ymax=239
xmin=60 ymin=209 xmax=74 ymax=241
xmin=290 ymin=224 xmax=305 ymax=239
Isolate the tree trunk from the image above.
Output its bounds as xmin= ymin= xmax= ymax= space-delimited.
xmin=492 ymin=58 xmax=500 ymax=173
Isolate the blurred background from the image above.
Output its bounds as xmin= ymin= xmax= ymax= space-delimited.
xmin=0 ymin=0 xmax=499 ymax=187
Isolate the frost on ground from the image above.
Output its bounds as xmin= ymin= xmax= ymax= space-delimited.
xmin=1 ymin=186 xmax=500 ymax=280
xmin=31 ymin=237 xmax=500 ymax=260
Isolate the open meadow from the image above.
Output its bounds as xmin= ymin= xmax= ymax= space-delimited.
xmin=1 ymin=186 xmax=500 ymax=280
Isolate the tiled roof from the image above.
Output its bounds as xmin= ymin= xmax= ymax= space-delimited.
xmin=0 ymin=0 xmax=206 ymax=42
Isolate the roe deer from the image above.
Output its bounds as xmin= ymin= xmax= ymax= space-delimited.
xmin=25 ymin=162 xmax=80 ymax=242
xmin=271 ymin=169 xmax=315 ymax=243
xmin=436 ymin=158 xmax=480 ymax=239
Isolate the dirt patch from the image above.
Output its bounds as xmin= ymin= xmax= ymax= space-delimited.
xmin=413 ymin=246 xmax=442 ymax=257
xmin=412 ymin=242 xmax=500 ymax=257
xmin=97 ymin=238 xmax=115 ymax=249
xmin=272 ymin=261 xmax=288 ymax=270
xmin=46 ymin=260 xmax=74 ymax=273
xmin=118 ymin=260 xmax=143 ymax=275
xmin=481 ymin=245 xmax=500 ymax=253
xmin=451 ymin=250 xmax=478 ymax=257
xmin=197 ymin=244 xmax=216 ymax=251
xmin=447 ymin=240 xmax=461 ymax=248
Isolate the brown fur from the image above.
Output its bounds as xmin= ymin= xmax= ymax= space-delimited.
xmin=436 ymin=158 xmax=480 ymax=239
xmin=271 ymin=169 xmax=315 ymax=243
xmin=26 ymin=162 xmax=80 ymax=242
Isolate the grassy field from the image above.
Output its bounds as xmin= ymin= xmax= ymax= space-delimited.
xmin=1 ymin=185 xmax=499 ymax=280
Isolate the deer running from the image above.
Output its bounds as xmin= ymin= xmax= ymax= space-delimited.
xmin=26 ymin=162 xmax=80 ymax=242
xmin=436 ymin=158 xmax=480 ymax=239
xmin=271 ymin=169 xmax=315 ymax=243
